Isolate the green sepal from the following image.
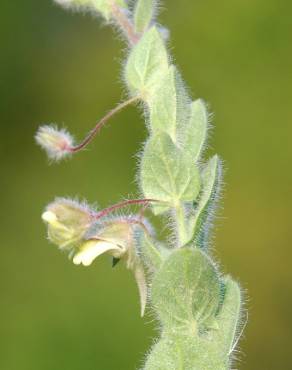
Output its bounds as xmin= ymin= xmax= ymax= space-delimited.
xmin=134 ymin=0 xmax=156 ymax=33
xmin=141 ymin=133 xmax=201 ymax=214
xmin=188 ymin=154 xmax=222 ymax=248
xmin=125 ymin=26 xmax=168 ymax=97
xmin=151 ymin=247 xmax=221 ymax=332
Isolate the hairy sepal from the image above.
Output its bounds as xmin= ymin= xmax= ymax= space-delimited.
xmin=141 ymin=133 xmax=201 ymax=215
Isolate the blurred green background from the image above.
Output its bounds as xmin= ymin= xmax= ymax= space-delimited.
xmin=1 ymin=0 xmax=291 ymax=369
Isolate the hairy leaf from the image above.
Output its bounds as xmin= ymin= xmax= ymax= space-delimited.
xmin=141 ymin=133 xmax=200 ymax=214
xmin=181 ymin=99 xmax=208 ymax=161
xmin=215 ymin=276 xmax=243 ymax=355
xmin=144 ymin=334 xmax=228 ymax=370
xmin=134 ymin=0 xmax=156 ymax=33
xmin=125 ymin=26 xmax=168 ymax=96
xmin=148 ymin=65 xmax=190 ymax=141
xmin=151 ymin=248 xmax=221 ymax=331
xmin=189 ymin=155 xmax=222 ymax=248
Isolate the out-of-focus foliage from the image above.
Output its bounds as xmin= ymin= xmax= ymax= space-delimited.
xmin=0 ymin=0 xmax=291 ymax=369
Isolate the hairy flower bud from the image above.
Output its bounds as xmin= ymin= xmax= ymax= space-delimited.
xmin=42 ymin=198 xmax=93 ymax=248
xmin=35 ymin=125 xmax=74 ymax=161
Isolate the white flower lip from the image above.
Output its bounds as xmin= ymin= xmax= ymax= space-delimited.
xmin=73 ymin=240 xmax=122 ymax=266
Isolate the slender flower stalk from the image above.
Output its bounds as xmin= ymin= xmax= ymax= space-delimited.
xmin=94 ymin=198 xmax=162 ymax=220
xmin=35 ymin=95 xmax=139 ymax=161
xmin=70 ymin=95 xmax=140 ymax=153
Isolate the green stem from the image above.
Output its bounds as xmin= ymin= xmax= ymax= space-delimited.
xmin=174 ymin=204 xmax=189 ymax=247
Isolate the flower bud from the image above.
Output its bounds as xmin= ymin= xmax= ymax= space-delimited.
xmin=42 ymin=198 xmax=92 ymax=248
xmin=35 ymin=125 xmax=74 ymax=161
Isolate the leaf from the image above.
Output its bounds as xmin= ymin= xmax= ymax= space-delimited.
xmin=147 ymin=65 xmax=191 ymax=141
xmin=134 ymin=0 xmax=156 ymax=33
xmin=181 ymin=99 xmax=209 ymax=161
xmin=188 ymin=155 xmax=222 ymax=248
xmin=144 ymin=334 xmax=228 ymax=370
xmin=215 ymin=276 xmax=243 ymax=355
xmin=141 ymin=133 xmax=201 ymax=214
xmin=137 ymin=233 xmax=163 ymax=271
xmin=125 ymin=27 xmax=168 ymax=96
xmin=151 ymin=248 xmax=221 ymax=332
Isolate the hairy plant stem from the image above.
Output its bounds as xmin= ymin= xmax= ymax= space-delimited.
xmin=110 ymin=1 xmax=140 ymax=44
xmin=38 ymin=2 xmax=245 ymax=369
xmin=174 ymin=204 xmax=189 ymax=247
